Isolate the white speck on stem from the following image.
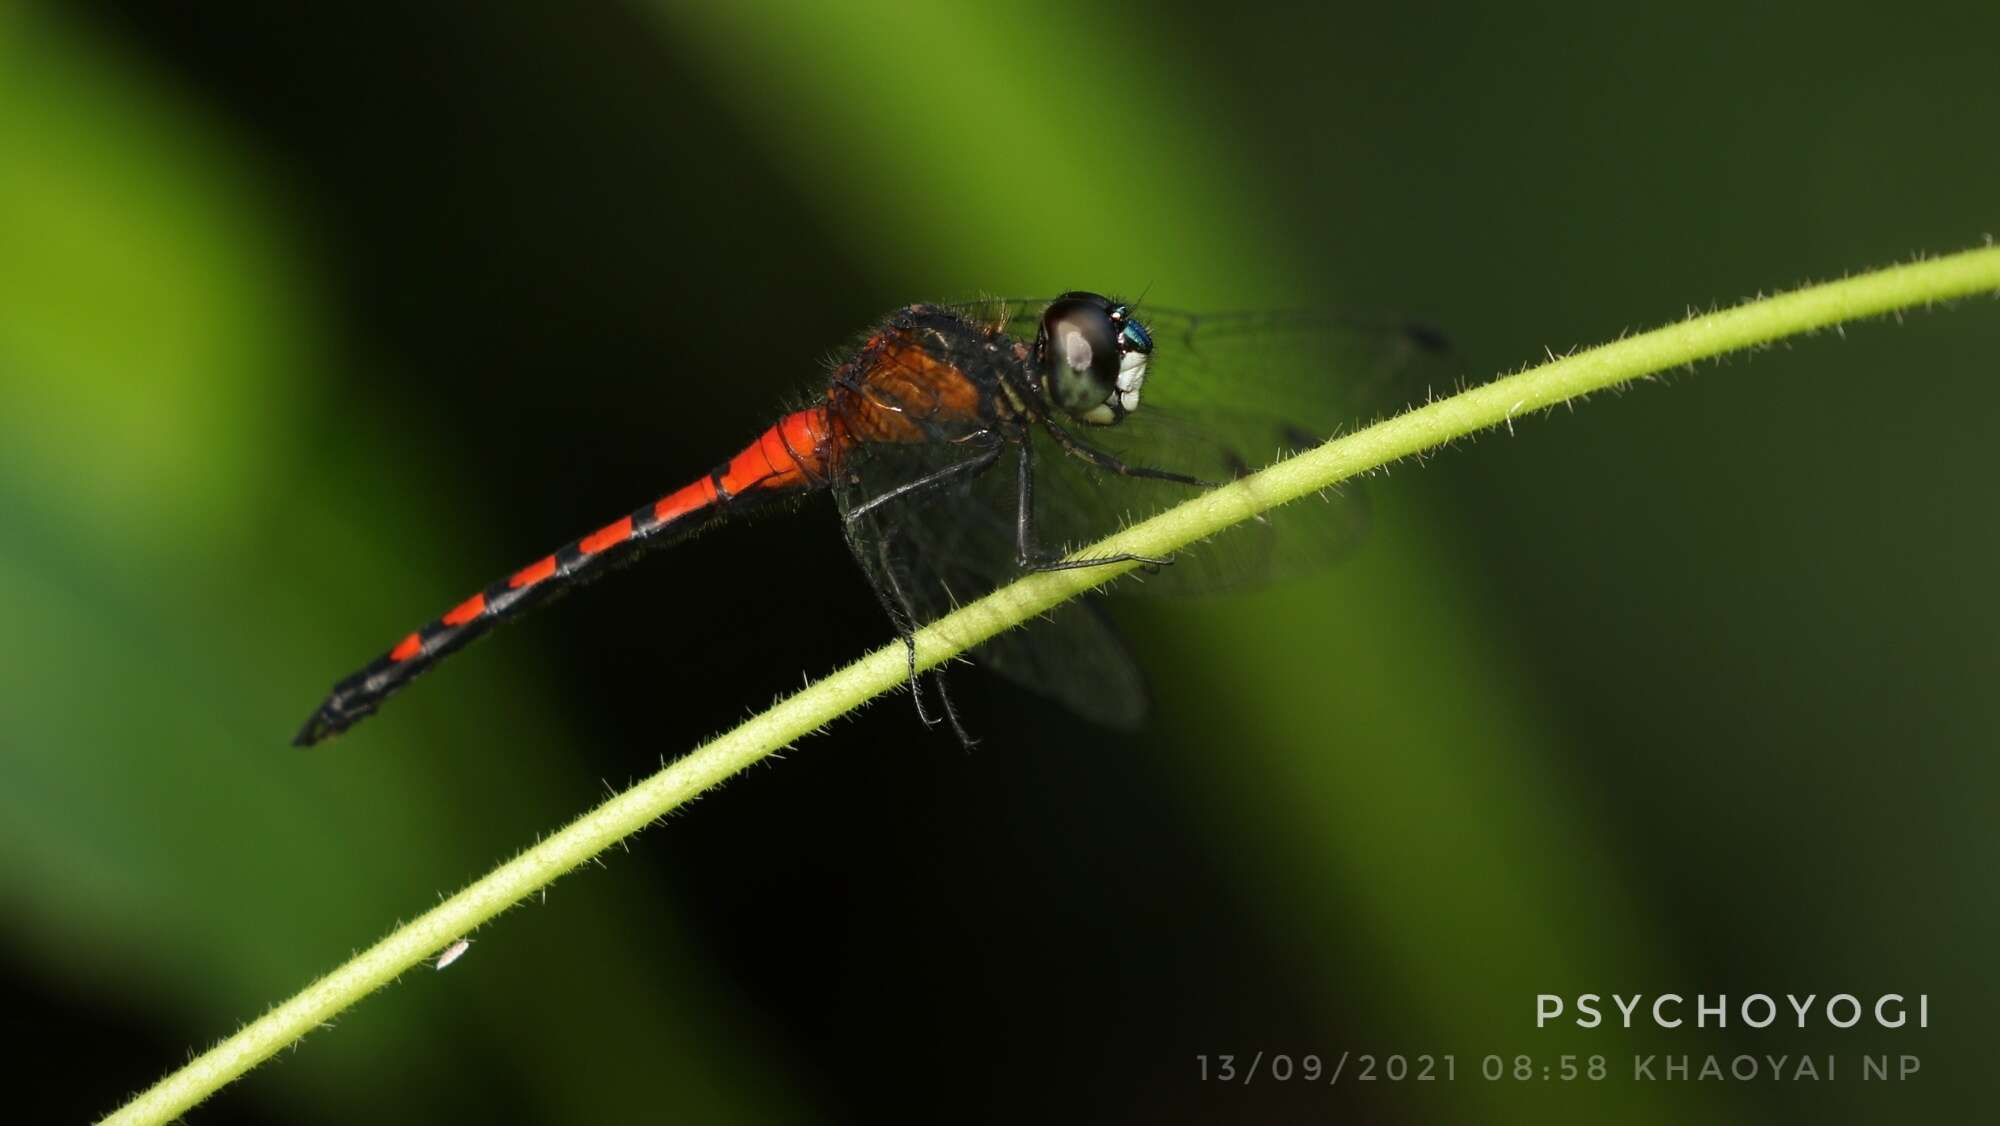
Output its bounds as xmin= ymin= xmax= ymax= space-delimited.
xmin=435 ymin=939 xmax=472 ymax=970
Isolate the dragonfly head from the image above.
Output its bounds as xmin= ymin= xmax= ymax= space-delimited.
xmin=1036 ymin=291 xmax=1151 ymax=426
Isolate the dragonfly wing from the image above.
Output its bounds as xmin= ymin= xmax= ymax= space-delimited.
xmin=834 ymin=436 xmax=1149 ymax=729
xmin=1023 ymin=416 xmax=1371 ymax=597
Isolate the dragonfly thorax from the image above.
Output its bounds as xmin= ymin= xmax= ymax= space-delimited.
xmin=1036 ymin=292 xmax=1151 ymax=426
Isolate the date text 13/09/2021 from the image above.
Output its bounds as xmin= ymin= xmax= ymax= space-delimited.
xmin=1195 ymin=1052 xmax=1924 ymax=1084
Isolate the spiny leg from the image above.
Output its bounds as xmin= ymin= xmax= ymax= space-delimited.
xmin=875 ymin=540 xmax=976 ymax=747
xmin=926 ymin=650 xmax=977 ymax=750
xmin=863 ymin=523 xmax=936 ymax=728
xmin=869 ymin=527 xmax=974 ymax=745
xmin=1013 ymin=440 xmax=1173 ymax=573
xmin=841 ymin=440 xmax=1001 ymax=526
xmin=1040 ymin=418 xmax=1217 ymax=488
xmin=842 ymin=443 xmax=1006 ymax=746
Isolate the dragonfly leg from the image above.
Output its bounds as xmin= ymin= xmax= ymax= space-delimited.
xmin=1013 ymin=443 xmax=1173 ymax=573
xmin=1040 ymin=419 xmax=1219 ymax=488
xmin=927 ymin=658 xmax=977 ymax=749
xmin=853 ymin=513 xmax=977 ymax=747
xmin=841 ymin=440 xmax=1002 ymax=525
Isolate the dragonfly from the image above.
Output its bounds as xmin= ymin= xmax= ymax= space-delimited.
xmin=293 ymin=292 xmax=1444 ymax=746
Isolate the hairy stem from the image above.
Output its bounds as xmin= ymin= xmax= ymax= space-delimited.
xmin=104 ymin=244 xmax=2000 ymax=1125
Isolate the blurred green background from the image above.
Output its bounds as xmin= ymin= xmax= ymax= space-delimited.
xmin=4 ymin=1 xmax=1994 ymax=1122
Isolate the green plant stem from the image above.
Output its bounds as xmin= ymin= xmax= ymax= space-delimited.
xmin=104 ymin=244 xmax=2000 ymax=1125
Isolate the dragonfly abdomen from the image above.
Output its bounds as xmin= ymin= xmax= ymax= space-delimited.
xmin=293 ymin=407 xmax=838 ymax=746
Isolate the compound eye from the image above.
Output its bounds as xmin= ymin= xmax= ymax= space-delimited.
xmin=1038 ymin=293 xmax=1126 ymax=424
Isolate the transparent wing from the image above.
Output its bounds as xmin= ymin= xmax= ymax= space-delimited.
xmin=835 ymin=436 xmax=1149 ymax=729
xmin=956 ymin=298 xmax=1453 ymax=595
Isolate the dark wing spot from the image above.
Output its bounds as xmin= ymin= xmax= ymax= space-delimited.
xmin=1404 ymin=322 xmax=1452 ymax=354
